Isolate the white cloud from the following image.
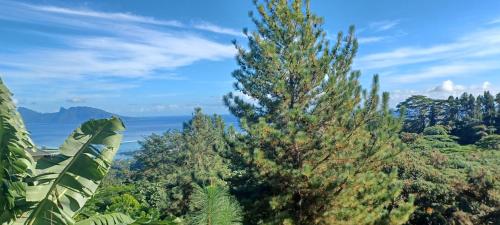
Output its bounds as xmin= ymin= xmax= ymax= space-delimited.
xmin=0 ymin=2 xmax=237 ymax=80
xmin=232 ymin=91 xmax=256 ymax=103
xmin=356 ymin=24 xmax=500 ymax=83
xmin=66 ymin=97 xmax=86 ymax=103
xmin=357 ymin=36 xmax=387 ymax=44
xmin=356 ymin=42 xmax=472 ymax=70
xmin=482 ymin=81 xmax=491 ymax=90
xmin=488 ymin=17 xmax=500 ymax=25
xmin=389 ymin=61 xmax=500 ymax=83
xmin=26 ymin=4 xmax=184 ymax=27
xmin=389 ymin=80 xmax=498 ymax=106
xmin=193 ymin=22 xmax=243 ymax=37
xmin=430 ymin=80 xmax=464 ymax=92
xmin=134 ymin=101 xmax=226 ymax=114
xmin=0 ymin=2 xmax=242 ymax=114
xmin=0 ymin=2 xmax=242 ymax=37
xmin=369 ymin=20 xmax=399 ymax=32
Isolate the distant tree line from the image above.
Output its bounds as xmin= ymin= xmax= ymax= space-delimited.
xmin=398 ymin=92 xmax=500 ymax=144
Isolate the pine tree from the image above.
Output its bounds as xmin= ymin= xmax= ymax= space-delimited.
xmin=189 ymin=185 xmax=243 ymax=225
xmin=446 ymin=96 xmax=459 ymax=127
xmin=474 ymin=95 xmax=483 ymax=121
xmin=496 ymin=93 xmax=500 ymax=133
xmin=428 ymin=100 xmax=446 ymax=127
xmin=458 ymin=93 xmax=469 ymax=120
xmin=398 ymin=95 xmax=432 ymax=133
xmin=224 ymin=0 xmax=414 ymax=224
xmin=481 ymin=91 xmax=496 ymax=129
xmin=429 ymin=104 xmax=438 ymax=126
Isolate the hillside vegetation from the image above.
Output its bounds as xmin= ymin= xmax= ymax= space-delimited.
xmin=1 ymin=0 xmax=499 ymax=225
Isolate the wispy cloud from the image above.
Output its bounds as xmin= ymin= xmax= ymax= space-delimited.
xmin=355 ymin=19 xmax=403 ymax=44
xmin=369 ymin=20 xmax=399 ymax=32
xmin=66 ymin=97 xmax=86 ymax=103
xmin=0 ymin=31 xmax=236 ymax=79
xmin=356 ymin=24 xmax=500 ymax=83
xmin=488 ymin=17 xmax=500 ymax=25
xmin=26 ymin=4 xmax=184 ymax=27
xmin=193 ymin=22 xmax=243 ymax=37
xmin=0 ymin=1 xmax=237 ymax=80
xmin=5 ymin=2 xmax=242 ymax=36
xmin=389 ymin=61 xmax=500 ymax=83
xmin=0 ymin=1 xmax=243 ymax=113
xmin=357 ymin=36 xmax=387 ymax=44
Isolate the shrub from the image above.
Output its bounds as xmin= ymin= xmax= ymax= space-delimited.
xmin=400 ymin=132 xmax=419 ymax=143
xmin=476 ymin=134 xmax=500 ymax=150
xmin=423 ymin=125 xmax=448 ymax=136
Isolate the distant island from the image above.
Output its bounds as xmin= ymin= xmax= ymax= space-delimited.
xmin=18 ymin=106 xmax=126 ymax=124
xmin=18 ymin=106 xmax=239 ymax=151
xmin=18 ymin=106 xmax=238 ymax=125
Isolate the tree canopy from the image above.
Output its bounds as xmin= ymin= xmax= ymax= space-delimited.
xmin=224 ymin=0 xmax=413 ymax=224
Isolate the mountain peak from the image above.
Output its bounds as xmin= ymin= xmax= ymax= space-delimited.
xmin=19 ymin=106 xmax=123 ymax=124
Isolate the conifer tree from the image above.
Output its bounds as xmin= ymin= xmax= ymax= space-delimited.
xmin=481 ymin=91 xmax=496 ymax=128
xmin=398 ymin=95 xmax=432 ymax=133
xmin=189 ymin=185 xmax=243 ymax=225
xmin=496 ymin=93 xmax=500 ymax=133
xmin=446 ymin=96 xmax=459 ymax=126
xmin=429 ymin=104 xmax=438 ymax=126
xmin=474 ymin=95 xmax=483 ymax=121
xmin=224 ymin=0 xmax=414 ymax=224
xmin=458 ymin=93 xmax=470 ymax=120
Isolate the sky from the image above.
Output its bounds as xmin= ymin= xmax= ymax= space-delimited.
xmin=1 ymin=0 xmax=500 ymax=116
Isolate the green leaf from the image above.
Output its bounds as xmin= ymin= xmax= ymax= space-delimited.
xmin=74 ymin=213 xmax=135 ymax=225
xmin=75 ymin=213 xmax=176 ymax=225
xmin=17 ymin=117 xmax=125 ymax=225
xmin=0 ymin=78 xmax=35 ymax=224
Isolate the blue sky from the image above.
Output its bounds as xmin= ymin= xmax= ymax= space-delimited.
xmin=1 ymin=0 xmax=500 ymax=116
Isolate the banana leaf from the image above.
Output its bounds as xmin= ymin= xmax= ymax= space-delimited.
xmin=0 ymin=79 xmax=35 ymax=224
xmin=74 ymin=213 xmax=134 ymax=225
xmin=16 ymin=117 xmax=124 ymax=225
xmin=74 ymin=213 xmax=175 ymax=225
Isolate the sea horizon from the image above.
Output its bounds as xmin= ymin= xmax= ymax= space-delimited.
xmin=25 ymin=115 xmax=239 ymax=159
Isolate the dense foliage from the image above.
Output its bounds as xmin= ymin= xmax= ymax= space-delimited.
xmin=0 ymin=79 xmax=35 ymax=221
xmin=395 ymin=92 xmax=500 ymax=224
xmin=132 ymin=109 xmax=234 ymax=218
xmin=3 ymin=0 xmax=499 ymax=225
xmin=398 ymin=92 xmax=500 ymax=144
xmin=394 ymin=129 xmax=500 ymax=224
xmin=0 ymin=79 xmax=147 ymax=225
xmin=83 ymin=93 xmax=500 ymax=225
xmin=79 ymin=1 xmax=500 ymax=225
xmin=222 ymin=0 xmax=414 ymax=224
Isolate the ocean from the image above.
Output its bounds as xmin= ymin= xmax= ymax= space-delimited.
xmin=24 ymin=115 xmax=238 ymax=159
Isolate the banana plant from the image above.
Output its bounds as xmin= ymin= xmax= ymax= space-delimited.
xmin=0 ymin=79 xmax=148 ymax=225
xmin=74 ymin=213 xmax=176 ymax=225
xmin=0 ymin=79 xmax=36 ymax=224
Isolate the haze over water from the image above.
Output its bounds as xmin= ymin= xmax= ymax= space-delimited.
xmin=25 ymin=116 xmax=238 ymax=158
